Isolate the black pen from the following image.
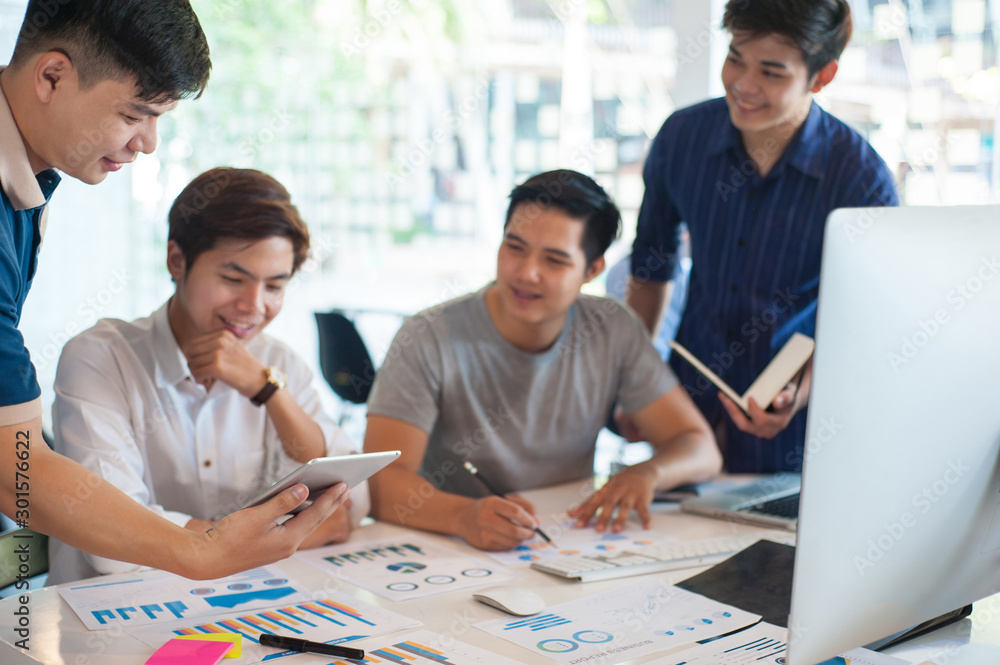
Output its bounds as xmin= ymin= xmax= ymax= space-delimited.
xmin=259 ymin=634 xmax=364 ymax=660
xmin=463 ymin=461 xmax=554 ymax=545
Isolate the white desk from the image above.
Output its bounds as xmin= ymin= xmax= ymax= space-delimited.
xmin=3 ymin=479 xmax=1000 ymax=665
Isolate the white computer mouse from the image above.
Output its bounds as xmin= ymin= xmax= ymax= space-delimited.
xmin=472 ymin=586 xmax=546 ymax=616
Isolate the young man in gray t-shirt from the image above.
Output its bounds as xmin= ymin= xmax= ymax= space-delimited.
xmin=364 ymin=170 xmax=721 ymax=551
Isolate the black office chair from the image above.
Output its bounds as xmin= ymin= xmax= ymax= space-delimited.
xmin=315 ymin=311 xmax=377 ymax=405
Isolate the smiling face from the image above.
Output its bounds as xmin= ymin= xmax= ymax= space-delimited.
xmin=721 ymin=32 xmax=823 ymax=145
xmin=488 ymin=203 xmax=604 ymax=351
xmin=166 ymin=237 xmax=294 ymax=349
xmin=25 ymin=52 xmax=176 ymax=183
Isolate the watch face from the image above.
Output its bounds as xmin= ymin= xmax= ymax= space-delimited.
xmin=267 ymin=367 xmax=287 ymax=389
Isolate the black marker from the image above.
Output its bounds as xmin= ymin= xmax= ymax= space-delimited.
xmin=463 ymin=461 xmax=554 ymax=545
xmin=259 ymin=634 xmax=364 ymax=660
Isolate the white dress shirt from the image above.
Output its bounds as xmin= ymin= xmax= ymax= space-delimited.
xmin=47 ymin=301 xmax=368 ymax=584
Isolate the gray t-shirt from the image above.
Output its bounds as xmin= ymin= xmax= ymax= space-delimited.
xmin=367 ymin=286 xmax=678 ymax=497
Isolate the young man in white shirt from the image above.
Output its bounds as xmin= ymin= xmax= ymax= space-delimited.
xmin=48 ymin=168 xmax=365 ymax=583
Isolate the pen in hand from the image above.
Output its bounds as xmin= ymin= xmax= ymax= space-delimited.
xmin=463 ymin=461 xmax=554 ymax=546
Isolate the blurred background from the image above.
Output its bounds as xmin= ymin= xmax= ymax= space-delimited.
xmin=1 ymin=0 xmax=997 ymax=440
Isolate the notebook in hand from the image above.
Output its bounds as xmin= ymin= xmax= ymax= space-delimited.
xmin=669 ymin=332 xmax=815 ymax=414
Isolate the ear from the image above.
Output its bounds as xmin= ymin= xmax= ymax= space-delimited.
xmin=33 ymin=51 xmax=76 ymax=103
xmin=583 ymin=256 xmax=606 ymax=283
xmin=809 ymin=60 xmax=838 ymax=93
xmin=166 ymin=241 xmax=187 ymax=283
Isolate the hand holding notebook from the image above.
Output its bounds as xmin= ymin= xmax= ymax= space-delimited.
xmin=670 ymin=333 xmax=815 ymax=416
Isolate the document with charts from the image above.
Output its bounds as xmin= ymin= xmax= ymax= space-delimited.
xmin=282 ymin=630 xmax=524 ymax=665
xmin=475 ymin=580 xmax=759 ymax=664
xmin=485 ymin=517 xmax=674 ymax=567
xmin=647 ymin=622 xmax=910 ymax=665
xmin=130 ymin=590 xmax=420 ymax=664
xmin=294 ymin=535 xmax=512 ymax=601
xmin=57 ymin=565 xmax=311 ymax=631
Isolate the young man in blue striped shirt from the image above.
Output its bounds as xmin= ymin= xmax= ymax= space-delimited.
xmin=628 ymin=0 xmax=899 ymax=472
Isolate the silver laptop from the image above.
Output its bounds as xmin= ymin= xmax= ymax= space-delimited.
xmin=680 ymin=472 xmax=800 ymax=530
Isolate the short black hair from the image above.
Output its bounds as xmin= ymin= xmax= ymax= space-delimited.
xmin=169 ymin=168 xmax=311 ymax=276
xmin=10 ymin=0 xmax=211 ymax=103
xmin=722 ymin=0 xmax=852 ymax=77
xmin=505 ymin=169 xmax=622 ymax=266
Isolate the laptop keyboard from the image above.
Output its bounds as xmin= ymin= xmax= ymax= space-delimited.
xmin=743 ymin=493 xmax=800 ymax=519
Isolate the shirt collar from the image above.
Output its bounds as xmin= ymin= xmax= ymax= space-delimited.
xmin=708 ymin=99 xmax=826 ymax=179
xmin=0 ymin=67 xmax=56 ymax=210
xmin=152 ymin=300 xmax=193 ymax=387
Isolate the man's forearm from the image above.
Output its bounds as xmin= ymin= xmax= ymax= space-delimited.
xmin=640 ymin=431 xmax=722 ymax=490
xmin=625 ymin=277 xmax=672 ymax=337
xmin=369 ymin=466 xmax=473 ymax=536
xmin=1 ymin=417 xmax=200 ymax=575
xmin=265 ymin=390 xmax=326 ymax=462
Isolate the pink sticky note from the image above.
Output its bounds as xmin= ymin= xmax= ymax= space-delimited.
xmin=145 ymin=638 xmax=234 ymax=665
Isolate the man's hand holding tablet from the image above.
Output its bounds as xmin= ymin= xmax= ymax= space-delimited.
xmin=242 ymin=451 xmax=401 ymax=514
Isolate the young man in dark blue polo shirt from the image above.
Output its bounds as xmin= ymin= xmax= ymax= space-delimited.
xmin=628 ymin=0 xmax=899 ymax=472
xmin=0 ymin=0 xmax=347 ymax=581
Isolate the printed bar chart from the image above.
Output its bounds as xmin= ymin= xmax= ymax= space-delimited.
xmin=58 ymin=566 xmax=310 ymax=631
xmin=310 ymin=630 xmax=523 ymax=665
xmin=131 ymin=592 xmax=420 ymax=663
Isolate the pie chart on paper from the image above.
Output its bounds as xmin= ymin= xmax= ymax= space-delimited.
xmin=387 ymin=562 xmax=427 ymax=573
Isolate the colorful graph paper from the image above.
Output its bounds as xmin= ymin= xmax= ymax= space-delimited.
xmin=131 ymin=592 xmax=420 ymax=664
xmin=59 ymin=566 xmax=310 ymax=631
xmin=295 ymin=630 xmax=523 ymax=665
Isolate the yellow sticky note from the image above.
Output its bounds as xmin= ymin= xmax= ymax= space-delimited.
xmin=176 ymin=633 xmax=241 ymax=659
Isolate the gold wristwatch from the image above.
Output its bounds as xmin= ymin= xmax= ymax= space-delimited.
xmin=250 ymin=366 xmax=286 ymax=406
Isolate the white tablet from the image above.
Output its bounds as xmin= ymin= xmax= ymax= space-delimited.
xmin=243 ymin=451 xmax=400 ymax=514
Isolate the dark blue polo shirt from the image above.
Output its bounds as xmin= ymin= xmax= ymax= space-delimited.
xmin=632 ymin=98 xmax=898 ymax=472
xmin=1 ymin=169 xmax=60 ymax=410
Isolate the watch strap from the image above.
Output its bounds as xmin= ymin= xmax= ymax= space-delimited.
xmin=250 ymin=380 xmax=279 ymax=406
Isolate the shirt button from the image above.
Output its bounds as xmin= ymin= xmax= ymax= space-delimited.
xmin=203 ymin=460 xmax=212 ymax=468
xmin=748 ymin=190 xmax=756 ymax=199
xmin=737 ymin=238 xmax=746 ymax=248
xmin=726 ymin=330 xmax=735 ymax=340
xmin=731 ymin=284 xmax=739 ymax=294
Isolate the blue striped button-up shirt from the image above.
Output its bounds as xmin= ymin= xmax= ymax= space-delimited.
xmin=632 ymin=97 xmax=899 ymax=472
